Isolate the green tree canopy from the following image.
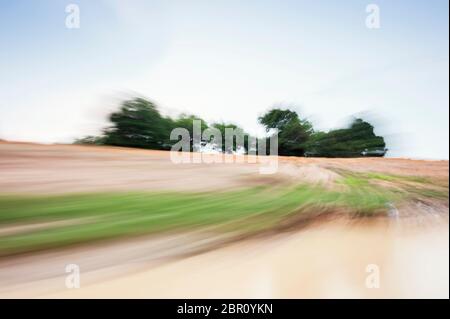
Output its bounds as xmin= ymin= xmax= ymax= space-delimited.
xmin=103 ymin=98 xmax=170 ymax=150
xmin=172 ymin=114 xmax=209 ymax=137
xmin=74 ymin=97 xmax=387 ymax=158
xmin=304 ymin=118 xmax=387 ymax=157
xmin=211 ymin=122 xmax=250 ymax=153
xmin=258 ymin=108 xmax=314 ymax=156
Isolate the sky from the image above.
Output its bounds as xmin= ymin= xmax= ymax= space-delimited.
xmin=0 ymin=0 xmax=448 ymax=159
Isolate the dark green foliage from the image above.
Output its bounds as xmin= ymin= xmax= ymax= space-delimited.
xmin=211 ymin=122 xmax=251 ymax=153
xmin=170 ymin=114 xmax=209 ymax=151
xmin=304 ymin=119 xmax=386 ymax=157
xmin=76 ymin=98 xmax=208 ymax=151
xmin=75 ymin=98 xmax=387 ymax=158
xmin=102 ymin=98 xmax=169 ymax=150
xmin=172 ymin=114 xmax=209 ymax=136
xmin=73 ymin=135 xmax=106 ymax=145
xmin=258 ymin=109 xmax=314 ymax=156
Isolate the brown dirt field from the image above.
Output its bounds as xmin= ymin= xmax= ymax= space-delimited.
xmin=0 ymin=142 xmax=448 ymax=298
xmin=0 ymin=141 xmax=448 ymax=194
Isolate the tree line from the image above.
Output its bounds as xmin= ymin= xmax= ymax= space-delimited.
xmin=75 ymin=97 xmax=387 ymax=157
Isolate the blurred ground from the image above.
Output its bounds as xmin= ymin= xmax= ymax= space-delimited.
xmin=1 ymin=218 xmax=448 ymax=299
xmin=0 ymin=142 xmax=448 ymax=298
xmin=0 ymin=141 xmax=447 ymax=193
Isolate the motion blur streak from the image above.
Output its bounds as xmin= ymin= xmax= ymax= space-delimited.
xmin=0 ymin=142 xmax=448 ymax=298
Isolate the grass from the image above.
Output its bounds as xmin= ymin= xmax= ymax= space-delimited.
xmin=0 ymin=170 xmax=446 ymax=257
xmin=365 ymin=172 xmax=430 ymax=184
xmin=335 ymin=169 xmax=448 ymax=199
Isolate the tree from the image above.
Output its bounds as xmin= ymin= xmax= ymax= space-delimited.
xmin=74 ymin=98 xmax=211 ymax=151
xmin=73 ymin=135 xmax=105 ymax=145
xmin=103 ymin=98 xmax=169 ymax=149
xmin=258 ymin=108 xmax=313 ymax=156
xmin=172 ymin=114 xmax=209 ymax=137
xmin=73 ymin=97 xmax=387 ymax=158
xmin=172 ymin=114 xmax=209 ymax=151
xmin=211 ymin=122 xmax=250 ymax=153
xmin=303 ymin=118 xmax=387 ymax=157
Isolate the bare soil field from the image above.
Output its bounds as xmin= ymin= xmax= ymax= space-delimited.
xmin=0 ymin=141 xmax=447 ymax=194
xmin=0 ymin=142 xmax=448 ymax=298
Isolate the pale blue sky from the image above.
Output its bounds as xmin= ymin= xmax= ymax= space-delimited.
xmin=0 ymin=0 xmax=448 ymax=159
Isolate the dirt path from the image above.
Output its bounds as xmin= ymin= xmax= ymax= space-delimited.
xmin=1 ymin=217 xmax=447 ymax=298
